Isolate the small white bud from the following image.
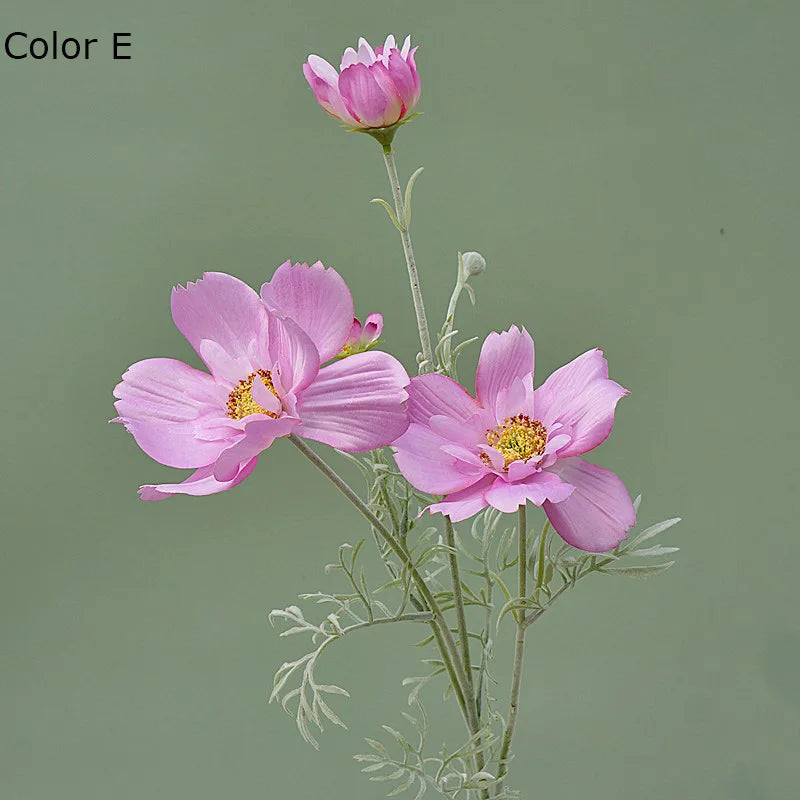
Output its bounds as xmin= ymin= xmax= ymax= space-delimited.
xmin=461 ymin=251 xmax=486 ymax=278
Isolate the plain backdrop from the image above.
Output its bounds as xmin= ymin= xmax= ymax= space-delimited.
xmin=2 ymin=1 xmax=798 ymax=798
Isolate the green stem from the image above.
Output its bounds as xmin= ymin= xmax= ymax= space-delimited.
xmin=444 ymin=518 xmax=475 ymax=698
xmin=444 ymin=518 xmax=488 ymax=793
xmin=497 ymin=503 xmax=529 ymax=787
xmin=381 ymin=147 xmax=434 ymax=372
xmin=288 ymin=435 xmax=474 ymax=732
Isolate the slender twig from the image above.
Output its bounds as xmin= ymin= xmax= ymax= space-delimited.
xmin=381 ymin=147 xmax=434 ymax=371
xmin=496 ymin=504 xmax=529 ymax=787
xmin=535 ymin=521 xmax=551 ymax=598
xmin=288 ymin=434 xmax=475 ymax=734
xmin=342 ymin=612 xmax=433 ymax=634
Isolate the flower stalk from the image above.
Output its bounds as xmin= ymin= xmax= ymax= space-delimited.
xmin=380 ymin=146 xmax=435 ymax=372
xmin=496 ymin=503 xmax=530 ymax=787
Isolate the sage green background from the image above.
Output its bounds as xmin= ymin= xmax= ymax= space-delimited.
xmin=2 ymin=0 xmax=798 ymax=797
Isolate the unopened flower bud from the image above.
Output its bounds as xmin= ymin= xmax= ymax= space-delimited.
xmin=303 ymin=35 xmax=420 ymax=131
xmin=461 ymin=251 xmax=486 ymax=278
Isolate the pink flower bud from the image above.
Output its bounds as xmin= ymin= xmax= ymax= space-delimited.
xmin=341 ymin=312 xmax=384 ymax=355
xmin=303 ymin=35 xmax=420 ymax=130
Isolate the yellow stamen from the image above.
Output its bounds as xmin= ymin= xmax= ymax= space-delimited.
xmin=484 ymin=415 xmax=547 ymax=467
xmin=226 ymin=369 xmax=279 ymax=420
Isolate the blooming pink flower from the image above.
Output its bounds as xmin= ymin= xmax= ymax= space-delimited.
xmin=114 ymin=263 xmax=409 ymax=500
xmin=393 ymin=326 xmax=635 ymax=552
xmin=341 ymin=313 xmax=383 ymax=355
xmin=303 ymin=35 xmax=420 ymax=130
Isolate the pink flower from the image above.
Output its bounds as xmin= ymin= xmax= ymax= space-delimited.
xmin=392 ymin=326 xmax=635 ymax=552
xmin=113 ymin=263 xmax=409 ymax=500
xmin=303 ymin=35 xmax=420 ymax=130
xmin=341 ymin=313 xmax=383 ymax=355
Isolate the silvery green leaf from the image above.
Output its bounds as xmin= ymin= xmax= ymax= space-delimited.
xmin=381 ymin=725 xmax=410 ymax=748
xmin=371 ymin=768 xmax=407 ymax=782
xmin=633 ymin=494 xmax=642 ymax=513
xmin=316 ymin=695 xmax=347 ymax=729
xmin=353 ymin=753 xmax=383 ymax=763
xmin=627 ymin=518 xmax=681 ymax=549
xmin=629 ymin=545 xmax=680 ymax=557
xmin=599 ymin=561 xmax=676 ymax=578
xmin=370 ymin=197 xmax=404 ymax=231
xmin=361 ymin=762 xmax=388 ymax=773
xmin=403 ymin=166 xmax=424 ymax=228
xmin=316 ymin=684 xmax=349 ymax=696
xmin=387 ymin=772 xmax=416 ymax=796
xmin=365 ymin=737 xmax=389 ymax=755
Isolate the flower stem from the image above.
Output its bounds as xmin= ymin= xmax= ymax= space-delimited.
xmin=497 ymin=503 xmax=529 ymax=787
xmin=288 ymin=435 xmax=475 ymax=732
xmin=444 ymin=518 xmax=489 ymax=795
xmin=381 ymin=147 xmax=434 ymax=372
xmin=444 ymin=518 xmax=475 ymax=697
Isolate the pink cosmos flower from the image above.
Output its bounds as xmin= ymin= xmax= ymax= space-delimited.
xmin=303 ymin=35 xmax=420 ymax=130
xmin=113 ymin=263 xmax=409 ymax=500
xmin=341 ymin=313 xmax=383 ymax=355
xmin=393 ymin=326 xmax=635 ymax=552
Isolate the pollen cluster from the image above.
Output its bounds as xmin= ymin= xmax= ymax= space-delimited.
xmin=485 ymin=415 xmax=547 ymax=467
xmin=226 ymin=369 xmax=279 ymax=420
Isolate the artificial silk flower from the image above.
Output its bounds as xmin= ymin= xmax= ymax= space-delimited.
xmin=341 ymin=313 xmax=383 ymax=356
xmin=303 ymin=35 xmax=420 ymax=130
xmin=392 ymin=326 xmax=635 ymax=552
xmin=113 ymin=264 xmax=409 ymax=500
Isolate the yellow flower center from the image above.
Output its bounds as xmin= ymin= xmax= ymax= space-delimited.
xmin=226 ymin=369 xmax=279 ymax=420
xmin=485 ymin=415 xmax=547 ymax=467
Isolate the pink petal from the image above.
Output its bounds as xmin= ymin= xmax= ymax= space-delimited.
xmin=428 ymin=414 xmax=483 ymax=447
xmin=406 ymin=46 xmax=421 ymax=100
xmin=534 ymin=349 xmax=627 ymax=457
xmin=363 ymin=312 xmax=383 ymax=342
xmin=385 ymin=50 xmax=417 ymax=110
xmin=340 ymin=46 xmax=359 ymax=69
xmin=213 ymin=416 xmax=299 ymax=482
xmin=426 ymin=475 xmax=495 ymax=522
xmin=366 ymin=61 xmax=403 ymax=124
xmin=475 ymin=326 xmax=535 ymax=420
xmin=250 ymin=374 xmax=282 ymax=416
xmin=338 ymin=63 xmax=390 ymax=127
xmin=139 ymin=457 xmax=258 ymax=501
xmin=171 ymin=272 xmax=270 ymax=385
xmin=261 ymin=261 xmax=354 ymax=363
xmin=296 ymin=351 xmax=409 ymax=452
xmin=347 ymin=318 xmax=363 ymax=343
xmin=477 ymin=445 xmax=505 ymax=472
xmin=303 ymin=58 xmax=357 ymax=126
xmin=267 ymin=312 xmax=320 ymax=395
xmin=113 ymin=358 xmax=232 ymax=468
xmin=357 ymin=38 xmax=377 ymax=65
xmin=394 ymin=424 xmax=484 ymax=495
xmin=543 ymin=458 xmax=635 ymax=552
xmin=506 ymin=458 xmax=539 ymax=482
xmin=493 ymin=374 xmax=535 ymax=421
xmin=485 ymin=471 xmax=574 ymax=513
xmin=406 ymin=373 xmax=485 ymax=426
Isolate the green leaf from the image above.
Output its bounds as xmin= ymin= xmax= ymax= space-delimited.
xmin=626 ymin=518 xmax=681 ymax=550
xmin=403 ymin=167 xmax=424 ymax=228
xmin=599 ymin=561 xmax=675 ymax=578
